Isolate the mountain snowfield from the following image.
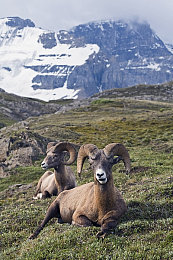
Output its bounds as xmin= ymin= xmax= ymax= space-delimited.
xmin=0 ymin=17 xmax=173 ymax=101
xmin=0 ymin=17 xmax=99 ymax=101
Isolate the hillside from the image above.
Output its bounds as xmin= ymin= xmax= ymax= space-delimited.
xmin=0 ymin=89 xmax=76 ymax=127
xmin=0 ymin=91 xmax=173 ymax=259
xmin=1 ymin=81 xmax=173 ymax=129
xmin=93 ymin=81 xmax=173 ymax=102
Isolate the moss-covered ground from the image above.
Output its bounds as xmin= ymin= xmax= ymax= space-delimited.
xmin=0 ymin=98 xmax=173 ymax=259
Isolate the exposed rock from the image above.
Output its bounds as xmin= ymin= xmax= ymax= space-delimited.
xmin=0 ymin=88 xmax=5 ymax=92
xmin=38 ymin=32 xmax=57 ymax=49
xmin=5 ymin=17 xmax=35 ymax=28
xmin=0 ymin=129 xmax=51 ymax=177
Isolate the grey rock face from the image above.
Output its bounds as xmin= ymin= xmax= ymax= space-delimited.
xmin=65 ymin=20 xmax=173 ymax=98
xmin=0 ymin=129 xmax=50 ymax=176
xmin=6 ymin=17 xmax=35 ymax=28
xmin=38 ymin=32 xmax=57 ymax=49
xmin=31 ymin=66 xmax=74 ymax=90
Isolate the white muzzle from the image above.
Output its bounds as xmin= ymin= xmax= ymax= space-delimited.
xmin=96 ymin=168 xmax=107 ymax=184
xmin=41 ymin=161 xmax=48 ymax=169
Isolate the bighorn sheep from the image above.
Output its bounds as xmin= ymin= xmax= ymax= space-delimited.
xmin=29 ymin=143 xmax=131 ymax=239
xmin=33 ymin=142 xmax=77 ymax=199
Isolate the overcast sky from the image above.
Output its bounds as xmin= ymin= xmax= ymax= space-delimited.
xmin=0 ymin=0 xmax=173 ymax=43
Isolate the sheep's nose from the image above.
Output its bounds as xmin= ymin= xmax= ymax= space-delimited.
xmin=41 ymin=162 xmax=45 ymax=167
xmin=97 ymin=172 xmax=104 ymax=178
xmin=41 ymin=162 xmax=47 ymax=169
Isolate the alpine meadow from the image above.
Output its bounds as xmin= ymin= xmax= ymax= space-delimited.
xmin=0 ymin=83 xmax=173 ymax=260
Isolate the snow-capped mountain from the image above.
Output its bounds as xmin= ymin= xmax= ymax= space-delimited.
xmin=0 ymin=17 xmax=173 ymax=101
xmin=0 ymin=17 xmax=99 ymax=101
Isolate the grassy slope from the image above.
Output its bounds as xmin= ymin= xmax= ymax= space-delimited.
xmin=0 ymin=98 xmax=173 ymax=259
xmin=0 ymin=91 xmax=74 ymax=128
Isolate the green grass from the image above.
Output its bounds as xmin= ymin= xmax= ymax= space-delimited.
xmin=0 ymin=98 xmax=173 ymax=259
xmin=0 ymin=165 xmax=44 ymax=192
xmin=0 ymin=113 xmax=16 ymax=128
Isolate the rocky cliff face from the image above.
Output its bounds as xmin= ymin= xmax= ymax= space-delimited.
xmin=0 ymin=17 xmax=173 ymax=100
xmin=67 ymin=21 xmax=173 ymax=98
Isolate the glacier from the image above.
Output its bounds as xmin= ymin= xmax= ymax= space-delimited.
xmin=0 ymin=17 xmax=99 ymax=101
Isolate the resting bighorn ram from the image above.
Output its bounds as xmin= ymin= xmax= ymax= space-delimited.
xmin=33 ymin=142 xmax=77 ymax=199
xmin=29 ymin=143 xmax=131 ymax=239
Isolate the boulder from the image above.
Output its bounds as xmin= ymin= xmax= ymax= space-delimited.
xmin=0 ymin=130 xmax=51 ymax=177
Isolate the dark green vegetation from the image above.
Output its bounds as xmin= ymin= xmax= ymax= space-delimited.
xmin=0 ymin=90 xmax=173 ymax=259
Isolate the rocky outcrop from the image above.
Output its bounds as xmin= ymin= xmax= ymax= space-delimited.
xmin=5 ymin=17 xmax=35 ymax=28
xmin=0 ymin=128 xmax=51 ymax=177
xmin=38 ymin=32 xmax=57 ymax=49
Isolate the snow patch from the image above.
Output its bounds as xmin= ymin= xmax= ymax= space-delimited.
xmin=0 ymin=20 xmax=99 ymax=101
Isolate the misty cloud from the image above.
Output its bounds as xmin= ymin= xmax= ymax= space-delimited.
xmin=0 ymin=0 xmax=172 ymax=43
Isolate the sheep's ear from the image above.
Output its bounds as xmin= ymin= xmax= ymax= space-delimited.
xmin=46 ymin=142 xmax=57 ymax=152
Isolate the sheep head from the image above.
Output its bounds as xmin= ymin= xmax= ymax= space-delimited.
xmin=77 ymin=143 xmax=131 ymax=184
xmin=41 ymin=142 xmax=77 ymax=170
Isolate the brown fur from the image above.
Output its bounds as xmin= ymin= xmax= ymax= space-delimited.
xmin=33 ymin=142 xmax=77 ymax=199
xmin=29 ymin=143 xmax=130 ymax=239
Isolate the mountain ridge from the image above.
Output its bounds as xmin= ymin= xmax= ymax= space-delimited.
xmin=0 ymin=17 xmax=173 ymax=100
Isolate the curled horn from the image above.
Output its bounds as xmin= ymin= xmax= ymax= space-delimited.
xmin=53 ymin=142 xmax=77 ymax=165
xmin=77 ymin=144 xmax=99 ymax=177
xmin=103 ymin=143 xmax=131 ymax=174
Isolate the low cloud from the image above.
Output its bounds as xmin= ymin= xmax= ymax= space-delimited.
xmin=0 ymin=0 xmax=172 ymax=43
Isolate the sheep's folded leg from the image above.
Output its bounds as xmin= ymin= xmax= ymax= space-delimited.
xmin=72 ymin=214 xmax=93 ymax=227
xmin=96 ymin=220 xmax=117 ymax=239
xmin=96 ymin=210 xmax=121 ymax=239
xmin=57 ymin=217 xmax=64 ymax=224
